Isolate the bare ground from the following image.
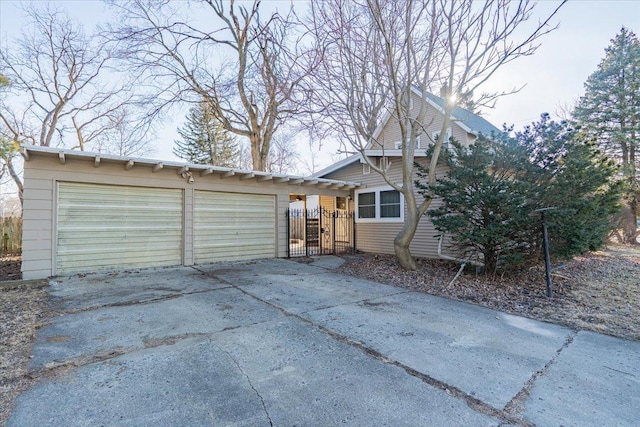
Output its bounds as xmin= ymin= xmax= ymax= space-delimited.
xmin=338 ymin=245 xmax=640 ymax=342
xmin=0 ymin=277 xmax=49 ymax=425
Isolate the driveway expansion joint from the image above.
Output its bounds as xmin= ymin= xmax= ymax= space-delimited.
xmin=29 ymin=333 xmax=210 ymax=381
xmin=202 ymin=268 xmax=527 ymax=426
xmin=502 ymin=330 xmax=578 ymax=423
xmin=55 ymin=286 xmax=233 ymax=315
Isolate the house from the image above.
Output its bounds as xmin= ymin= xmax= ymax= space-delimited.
xmin=312 ymin=88 xmax=501 ymax=259
xmin=19 ymin=90 xmax=500 ymax=280
xmin=19 ymin=146 xmax=359 ymax=280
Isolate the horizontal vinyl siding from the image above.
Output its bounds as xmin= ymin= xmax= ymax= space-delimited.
xmin=328 ymin=160 xmax=456 ymax=259
xmin=377 ymin=92 xmax=473 ymax=150
xmin=21 ymin=173 xmax=54 ymax=279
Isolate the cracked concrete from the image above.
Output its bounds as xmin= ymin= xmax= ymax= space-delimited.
xmin=7 ymin=257 xmax=640 ymax=426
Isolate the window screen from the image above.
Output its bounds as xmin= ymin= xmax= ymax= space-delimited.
xmin=358 ymin=192 xmax=376 ymax=218
xmin=380 ymin=190 xmax=400 ymax=218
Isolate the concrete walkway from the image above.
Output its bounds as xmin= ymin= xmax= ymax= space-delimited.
xmin=8 ymin=257 xmax=640 ymax=426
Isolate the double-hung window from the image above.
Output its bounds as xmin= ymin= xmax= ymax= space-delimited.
xmin=356 ymin=187 xmax=404 ymax=222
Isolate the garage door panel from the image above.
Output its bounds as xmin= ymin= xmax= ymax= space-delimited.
xmin=57 ymin=182 xmax=183 ymax=274
xmin=194 ymin=190 xmax=275 ymax=264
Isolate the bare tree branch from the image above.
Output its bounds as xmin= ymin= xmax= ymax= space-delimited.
xmin=106 ymin=0 xmax=320 ymax=171
xmin=309 ymin=0 xmax=565 ymax=269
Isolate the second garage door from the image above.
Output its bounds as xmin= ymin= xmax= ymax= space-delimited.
xmin=194 ymin=190 xmax=276 ymax=264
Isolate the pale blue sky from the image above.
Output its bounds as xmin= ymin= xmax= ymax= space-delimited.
xmin=1 ymin=0 xmax=639 ymax=170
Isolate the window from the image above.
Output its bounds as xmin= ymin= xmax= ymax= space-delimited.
xmin=355 ymin=187 xmax=404 ymax=222
xmin=393 ymin=136 xmax=421 ymax=150
xmin=336 ymin=196 xmax=347 ymax=210
xmin=357 ymin=192 xmax=376 ymax=219
xmin=380 ymin=190 xmax=400 ymax=218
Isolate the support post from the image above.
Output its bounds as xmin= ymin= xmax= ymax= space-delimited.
xmin=332 ymin=210 xmax=337 ymax=255
xmin=286 ymin=208 xmax=290 ymax=258
xmin=319 ymin=207 xmax=323 ymax=255
xmin=304 ymin=208 xmax=309 ymax=257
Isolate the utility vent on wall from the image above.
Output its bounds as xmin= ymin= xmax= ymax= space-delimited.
xmin=394 ymin=141 xmax=403 ymax=149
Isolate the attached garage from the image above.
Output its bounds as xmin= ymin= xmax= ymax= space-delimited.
xmin=19 ymin=146 xmax=360 ymax=280
xmin=56 ymin=182 xmax=183 ymax=274
xmin=194 ymin=191 xmax=275 ymax=263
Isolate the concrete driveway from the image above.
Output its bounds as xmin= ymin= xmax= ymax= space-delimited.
xmin=8 ymin=257 xmax=640 ymax=426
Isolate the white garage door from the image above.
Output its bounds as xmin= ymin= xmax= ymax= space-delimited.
xmin=56 ymin=182 xmax=183 ymax=274
xmin=194 ymin=190 xmax=275 ymax=263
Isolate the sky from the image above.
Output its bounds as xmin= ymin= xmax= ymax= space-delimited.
xmin=1 ymin=0 xmax=640 ymax=174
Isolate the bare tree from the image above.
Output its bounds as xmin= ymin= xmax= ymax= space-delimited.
xmin=310 ymin=0 xmax=564 ymax=269
xmin=0 ymin=5 xmax=149 ymax=202
xmin=266 ymin=131 xmax=300 ymax=175
xmin=107 ymin=0 xmax=319 ymax=171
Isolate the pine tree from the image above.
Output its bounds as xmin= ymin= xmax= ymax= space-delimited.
xmin=574 ymin=27 xmax=640 ymax=243
xmin=421 ymin=135 xmax=533 ymax=274
xmin=519 ymin=115 xmax=622 ymax=258
xmin=420 ymin=115 xmax=621 ymax=274
xmin=173 ymin=102 xmax=241 ymax=167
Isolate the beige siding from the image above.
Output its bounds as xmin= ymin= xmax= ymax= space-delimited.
xmin=376 ymin=92 xmax=474 ymax=150
xmin=325 ymin=159 xmax=455 ymax=259
xmin=22 ymin=154 xmax=354 ymax=279
xmin=194 ymin=190 xmax=275 ymax=263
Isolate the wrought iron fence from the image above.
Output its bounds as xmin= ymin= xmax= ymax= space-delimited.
xmin=1 ymin=217 xmax=22 ymax=258
xmin=287 ymin=207 xmax=355 ymax=257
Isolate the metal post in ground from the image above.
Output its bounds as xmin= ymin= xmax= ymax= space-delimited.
xmin=531 ymin=207 xmax=556 ymax=298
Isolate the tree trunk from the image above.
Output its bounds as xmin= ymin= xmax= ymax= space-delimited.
xmin=393 ymin=190 xmax=425 ymax=270
xmin=7 ymin=157 xmax=24 ymax=207
xmin=249 ymin=134 xmax=267 ymax=172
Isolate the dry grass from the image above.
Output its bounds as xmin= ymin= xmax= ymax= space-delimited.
xmin=0 ymin=281 xmax=49 ymax=425
xmin=339 ymin=245 xmax=640 ymax=341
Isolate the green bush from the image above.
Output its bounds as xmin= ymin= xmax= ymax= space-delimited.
xmin=417 ymin=114 xmax=621 ymax=274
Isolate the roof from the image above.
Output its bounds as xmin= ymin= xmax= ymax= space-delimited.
xmin=312 ymin=150 xmax=430 ymax=178
xmin=424 ymin=92 xmax=502 ymax=137
xmin=315 ymin=90 xmax=502 ymax=178
xmin=20 ymin=145 xmax=362 ymax=191
xmin=370 ymin=87 xmax=502 ymax=141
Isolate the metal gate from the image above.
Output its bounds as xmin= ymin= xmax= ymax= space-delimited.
xmin=286 ymin=207 xmax=355 ymax=257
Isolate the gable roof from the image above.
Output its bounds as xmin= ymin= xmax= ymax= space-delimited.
xmin=423 ymin=92 xmax=501 ymax=137
xmin=371 ymin=87 xmax=501 ymax=141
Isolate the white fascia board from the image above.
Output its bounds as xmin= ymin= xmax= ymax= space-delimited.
xmin=21 ymin=145 xmax=362 ymax=189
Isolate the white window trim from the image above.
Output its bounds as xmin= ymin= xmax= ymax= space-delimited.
xmin=393 ymin=136 xmax=421 ymax=150
xmin=355 ymin=186 xmax=405 ymax=223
